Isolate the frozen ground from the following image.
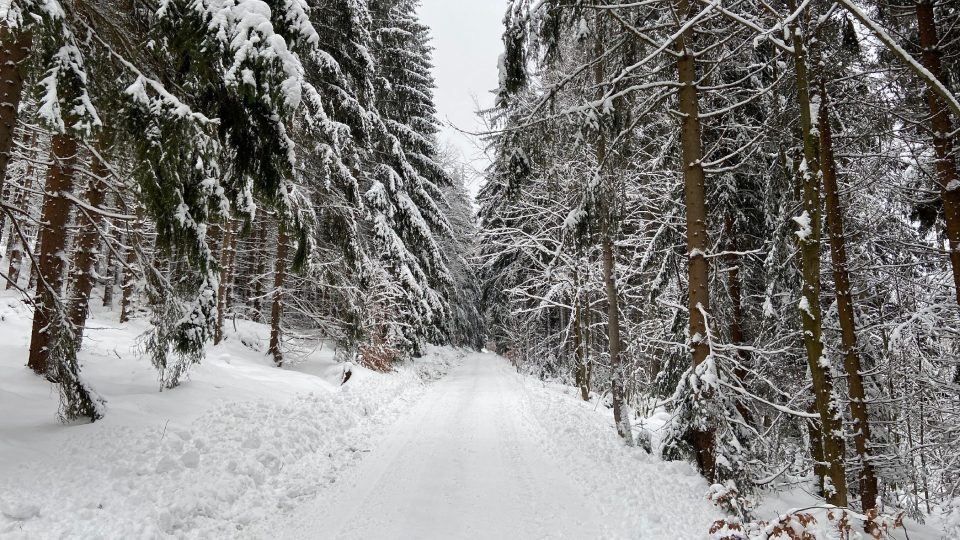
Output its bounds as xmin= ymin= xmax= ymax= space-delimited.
xmin=0 ymin=292 xmax=951 ymax=539
xmin=0 ymin=295 xmax=458 ymax=539
xmin=263 ymin=354 xmax=721 ymax=540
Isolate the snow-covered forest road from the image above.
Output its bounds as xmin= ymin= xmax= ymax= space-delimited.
xmin=1 ymin=308 xmax=718 ymax=540
xmin=272 ymin=353 xmax=718 ymax=539
xmin=279 ymin=354 xmax=602 ymax=538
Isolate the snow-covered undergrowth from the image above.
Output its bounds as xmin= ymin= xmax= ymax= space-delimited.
xmin=517 ymin=376 xmax=950 ymax=540
xmin=744 ymin=484 xmax=947 ymax=540
xmin=515 ymin=378 xmax=724 ymax=538
xmin=0 ymin=295 xmax=460 ymax=538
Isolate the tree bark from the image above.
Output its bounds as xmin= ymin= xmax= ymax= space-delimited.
xmin=675 ymin=0 xmax=715 ymax=482
xmin=102 ymin=203 xmax=121 ymax=308
xmin=915 ymin=0 xmax=960 ymax=307
xmin=28 ymin=132 xmax=77 ymax=375
xmin=251 ymin=217 xmax=269 ymax=321
xmin=119 ymin=205 xmax=142 ymax=324
xmin=67 ymin=149 xmax=108 ymax=344
xmin=214 ymin=219 xmax=236 ymax=345
xmin=789 ymin=22 xmax=848 ymax=507
xmin=269 ymin=224 xmax=289 ymax=366
xmin=725 ymin=215 xmax=753 ymax=424
xmin=594 ymin=10 xmax=633 ymax=445
xmin=6 ymin=130 xmax=36 ymax=289
xmin=0 ymin=27 xmax=31 ymax=214
xmin=602 ymin=230 xmax=632 ymax=441
xmin=819 ymin=82 xmax=878 ymax=516
xmin=573 ymin=297 xmax=590 ymax=401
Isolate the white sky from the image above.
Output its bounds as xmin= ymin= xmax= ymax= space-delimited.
xmin=418 ymin=1 xmax=505 ymax=195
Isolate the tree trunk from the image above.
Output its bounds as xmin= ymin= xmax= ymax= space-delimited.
xmin=807 ymin=400 xmax=825 ymax=489
xmin=602 ymin=230 xmax=632 ymax=442
xmin=269 ymin=224 xmax=289 ymax=366
xmin=102 ymin=205 xmax=120 ymax=308
xmin=915 ymin=0 xmax=960 ymax=306
xmin=675 ymin=0 xmax=715 ymax=482
xmin=6 ymin=130 xmax=36 ymax=290
xmin=28 ymin=132 xmax=77 ymax=376
xmin=0 ymin=26 xmax=31 ymax=239
xmin=594 ymin=11 xmax=633 ymax=445
xmin=574 ymin=298 xmax=590 ymax=401
xmin=28 ymin=236 xmax=38 ymax=290
xmin=789 ymin=23 xmax=848 ymax=507
xmin=214 ymin=219 xmax=236 ymax=345
xmin=119 ymin=205 xmax=142 ymax=324
xmin=251 ymin=217 xmax=269 ymax=321
xmin=725 ymin=215 xmax=753 ymax=424
xmin=818 ymin=82 xmax=878 ymax=515
xmin=67 ymin=149 xmax=108 ymax=345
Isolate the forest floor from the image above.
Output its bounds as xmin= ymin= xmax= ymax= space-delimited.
xmin=0 ymin=293 xmax=949 ymax=539
xmin=0 ymin=294 xmax=457 ymax=539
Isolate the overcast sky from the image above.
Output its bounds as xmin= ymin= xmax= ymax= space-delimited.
xmin=418 ymin=1 xmax=505 ymax=194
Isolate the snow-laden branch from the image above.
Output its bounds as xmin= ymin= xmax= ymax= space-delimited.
xmin=836 ymin=0 xmax=960 ymax=119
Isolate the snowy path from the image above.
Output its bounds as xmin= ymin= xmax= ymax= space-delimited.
xmin=278 ymin=353 xmax=607 ymax=539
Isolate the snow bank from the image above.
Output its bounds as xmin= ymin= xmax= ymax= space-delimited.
xmin=750 ymin=485 xmax=946 ymax=540
xmin=0 ymin=294 xmax=460 ymax=538
xmin=516 ymin=380 xmax=723 ymax=538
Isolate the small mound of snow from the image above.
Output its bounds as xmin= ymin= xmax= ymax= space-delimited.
xmin=0 ymin=499 xmax=40 ymax=521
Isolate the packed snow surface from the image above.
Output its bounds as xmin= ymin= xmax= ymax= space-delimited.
xmin=0 ymin=296 xmax=456 ymax=539
xmin=266 ymin=354 xmax=721 ymax=539
xmin=2 ymin=292 xmax=947 ymax=539
xmin=1 ymin=294 xmax=724 ymax=539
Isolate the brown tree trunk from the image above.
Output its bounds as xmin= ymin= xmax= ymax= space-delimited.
xmin=251 ymin=217 xmax=269 ymax=321
xmin=725 ymin=223 xmax=745 ymax=365
xmin=574 ymin=298 xmax=590 ymax=401
xmin=807 ymin=400 xmax=825 ymax=486
xmin=102 ymin=205 xmax=120 ymax=308
xmin=225 ymin=220 xmax=238 ymax=325
xmin=6 ymin=131 xmax=36 ymax=290
xmin=269 ymin=224 xmax=289 ymax=366
xmin=28 ymin=238 xmax=38 ymax=290
xmin=28 ymin=132 xmax=77 ymax=376
xmin=725 ymin=215 xmax=753 ymax=424
xmin=67 ymin=149 xmax=108 ymax=344
xmin=594 ymin=11 xmax=632 ymax=444
xmin=119 ymin=205 xmax=142 ymax=324
xmin=214 ymin=219 xmax=236 ymax=345
xmin=819 ymin=82 xmax=879 ymax=516
xmin=915 ymin=0 xmax=960 ymax=306
xmin=0 ymin=27 xmax=31 ymax=212
xmin=789 ymin=22 xmax=848 ymax=507
xmin=602 ymin=230 xmax=632 ymax=442
xmin=675 ymin=0 xmax=715 ymax=482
